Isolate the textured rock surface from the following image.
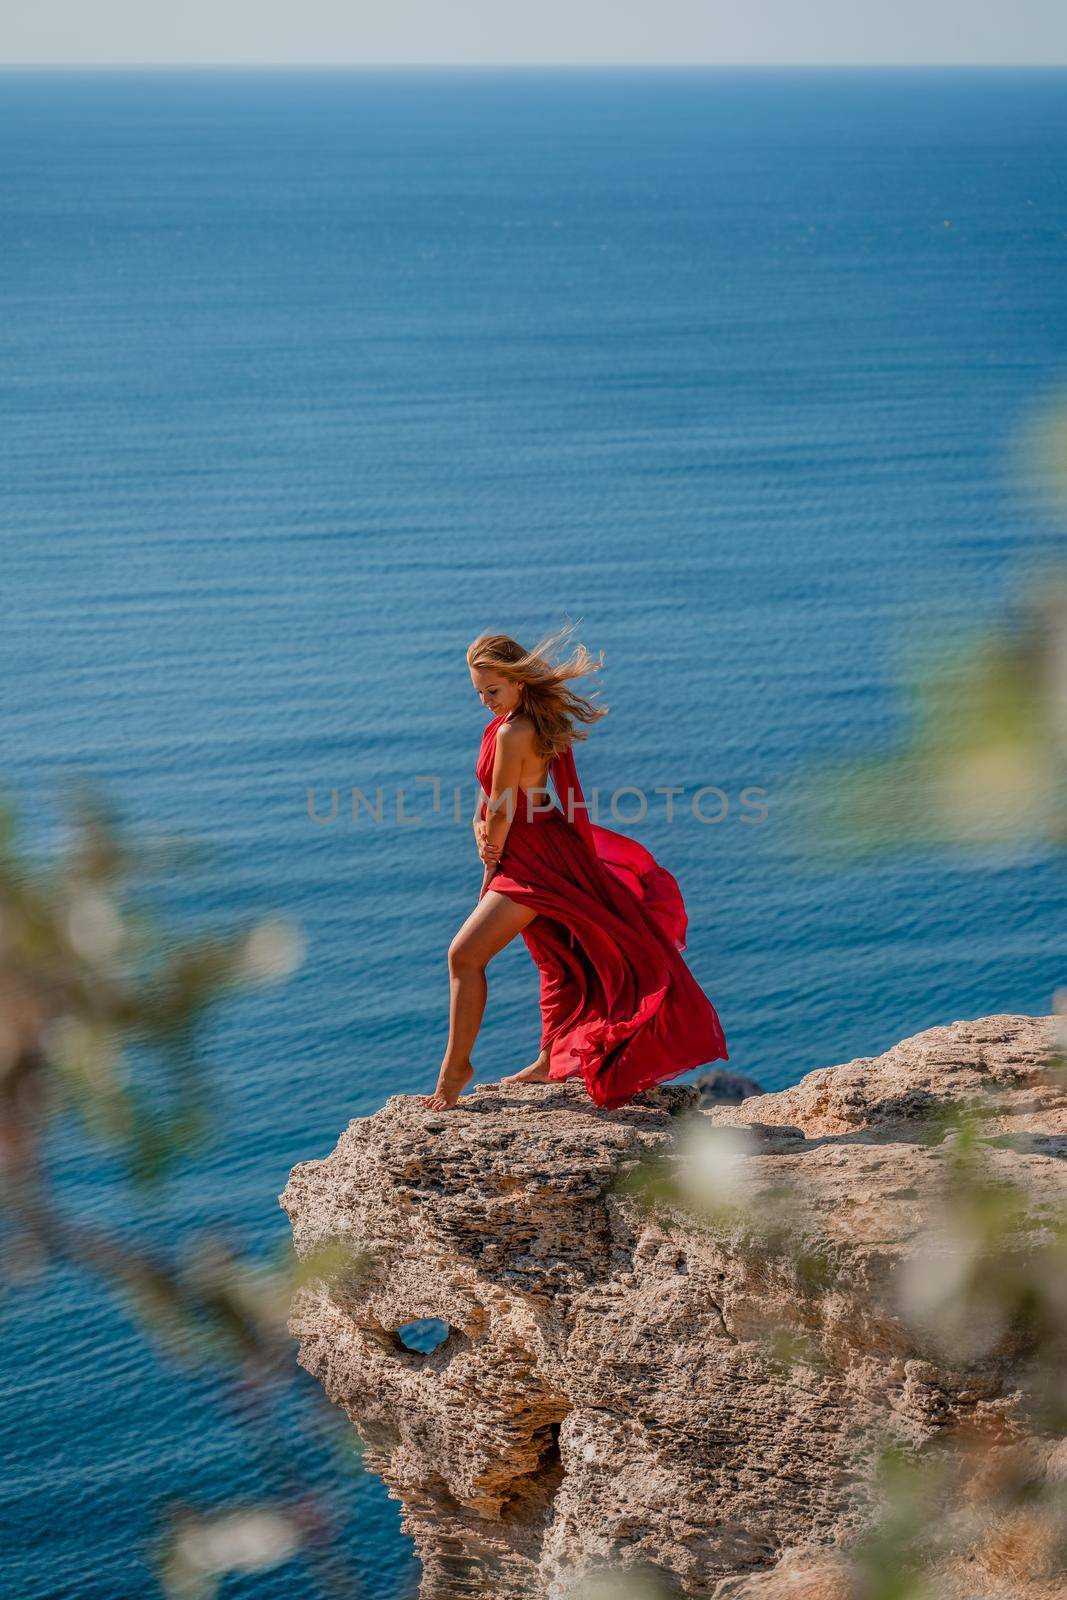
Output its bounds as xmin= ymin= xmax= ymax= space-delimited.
xmin=280 ymin=1015 xmax=1067 ymax=1598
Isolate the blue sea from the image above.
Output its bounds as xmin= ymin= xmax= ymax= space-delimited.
xmin=2 ymin=67 xmax=1066 ymax=1599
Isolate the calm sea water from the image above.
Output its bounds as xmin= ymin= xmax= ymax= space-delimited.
xmin=2 ymin=67 xmax=1066 ymax=1599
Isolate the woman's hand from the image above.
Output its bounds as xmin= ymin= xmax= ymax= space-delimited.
xmin=478 ymin=839 xmax=502 ymax=868
xmin=474 ymin=817 xmax=502 ymax=870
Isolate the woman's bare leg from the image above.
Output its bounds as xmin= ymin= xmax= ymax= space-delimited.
xmin=420 ymin=889 xmax=539 ymax=1109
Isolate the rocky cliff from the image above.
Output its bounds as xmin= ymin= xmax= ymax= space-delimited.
xmin=280 ymin=1015 xmax=1067 ymax=1598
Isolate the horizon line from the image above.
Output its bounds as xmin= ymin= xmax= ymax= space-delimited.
xmin=3 ymin=60 xmax=1067 ymax=72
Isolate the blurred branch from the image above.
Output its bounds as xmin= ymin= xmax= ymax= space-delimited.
xmin=0 ymin=777 xmax=371 ymax=1596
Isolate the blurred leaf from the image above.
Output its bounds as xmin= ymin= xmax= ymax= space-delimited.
xmin=158 ymin=1504 xmax=307 ymax=1600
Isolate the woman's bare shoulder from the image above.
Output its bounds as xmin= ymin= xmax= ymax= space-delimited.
xmin=498 ymin=713 xmax=536 ymax=747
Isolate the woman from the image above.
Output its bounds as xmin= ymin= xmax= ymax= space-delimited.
xmin=420 ymin=625 xmax=729 ymax=1111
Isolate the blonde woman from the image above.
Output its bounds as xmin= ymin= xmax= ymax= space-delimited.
xmin=420 ymin=624 xmax=728 ymax=1111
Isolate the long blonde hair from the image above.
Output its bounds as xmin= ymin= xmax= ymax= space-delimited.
xmin=467 ymin=622 xmax=607 ymax=762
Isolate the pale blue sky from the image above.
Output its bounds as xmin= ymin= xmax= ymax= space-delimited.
xmin=5 ymin=0 xmax=1067 ymax=66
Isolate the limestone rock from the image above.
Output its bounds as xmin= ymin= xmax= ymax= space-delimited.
xmin=280 ymin=1015 xmax=1067 ymax=1598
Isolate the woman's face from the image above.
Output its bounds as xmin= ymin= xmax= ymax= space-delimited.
xmin=470 ymin=667 xmax=521 ymax=717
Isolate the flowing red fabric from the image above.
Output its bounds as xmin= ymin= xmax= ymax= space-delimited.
xmin=476 ymin=710 xmax=728 ymax=1109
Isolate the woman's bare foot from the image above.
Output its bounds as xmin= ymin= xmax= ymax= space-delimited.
xmin=420 ymin=1060 xmax=474 ymax=1110
xmin=499 ymin=1048 xmax=552 ymax=1085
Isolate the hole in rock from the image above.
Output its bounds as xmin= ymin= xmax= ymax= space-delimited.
xmin=499 ymin=1417 xmax=567 ymax=1529
xmin=393 ymin=1317 xmax=452 ymax=1354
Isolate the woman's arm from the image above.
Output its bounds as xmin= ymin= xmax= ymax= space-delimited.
xmin=483 ymin=722 xmax=525 ymax=862
xmin=473 ymin=783 xmax=502 ymax=869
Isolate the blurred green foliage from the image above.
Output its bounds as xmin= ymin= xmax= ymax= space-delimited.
xmin=597 ymin=392 xmax=1067 ymax=1596
xmin=0 ymin=777 xmax=372 ymax=1597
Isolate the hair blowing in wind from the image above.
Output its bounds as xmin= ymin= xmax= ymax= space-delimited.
xmin=466 ymin=621 xmax=608 ymax=762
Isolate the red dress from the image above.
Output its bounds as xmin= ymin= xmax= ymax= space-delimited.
xmin=476 ymin=709 xmax=729 ymax=1109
